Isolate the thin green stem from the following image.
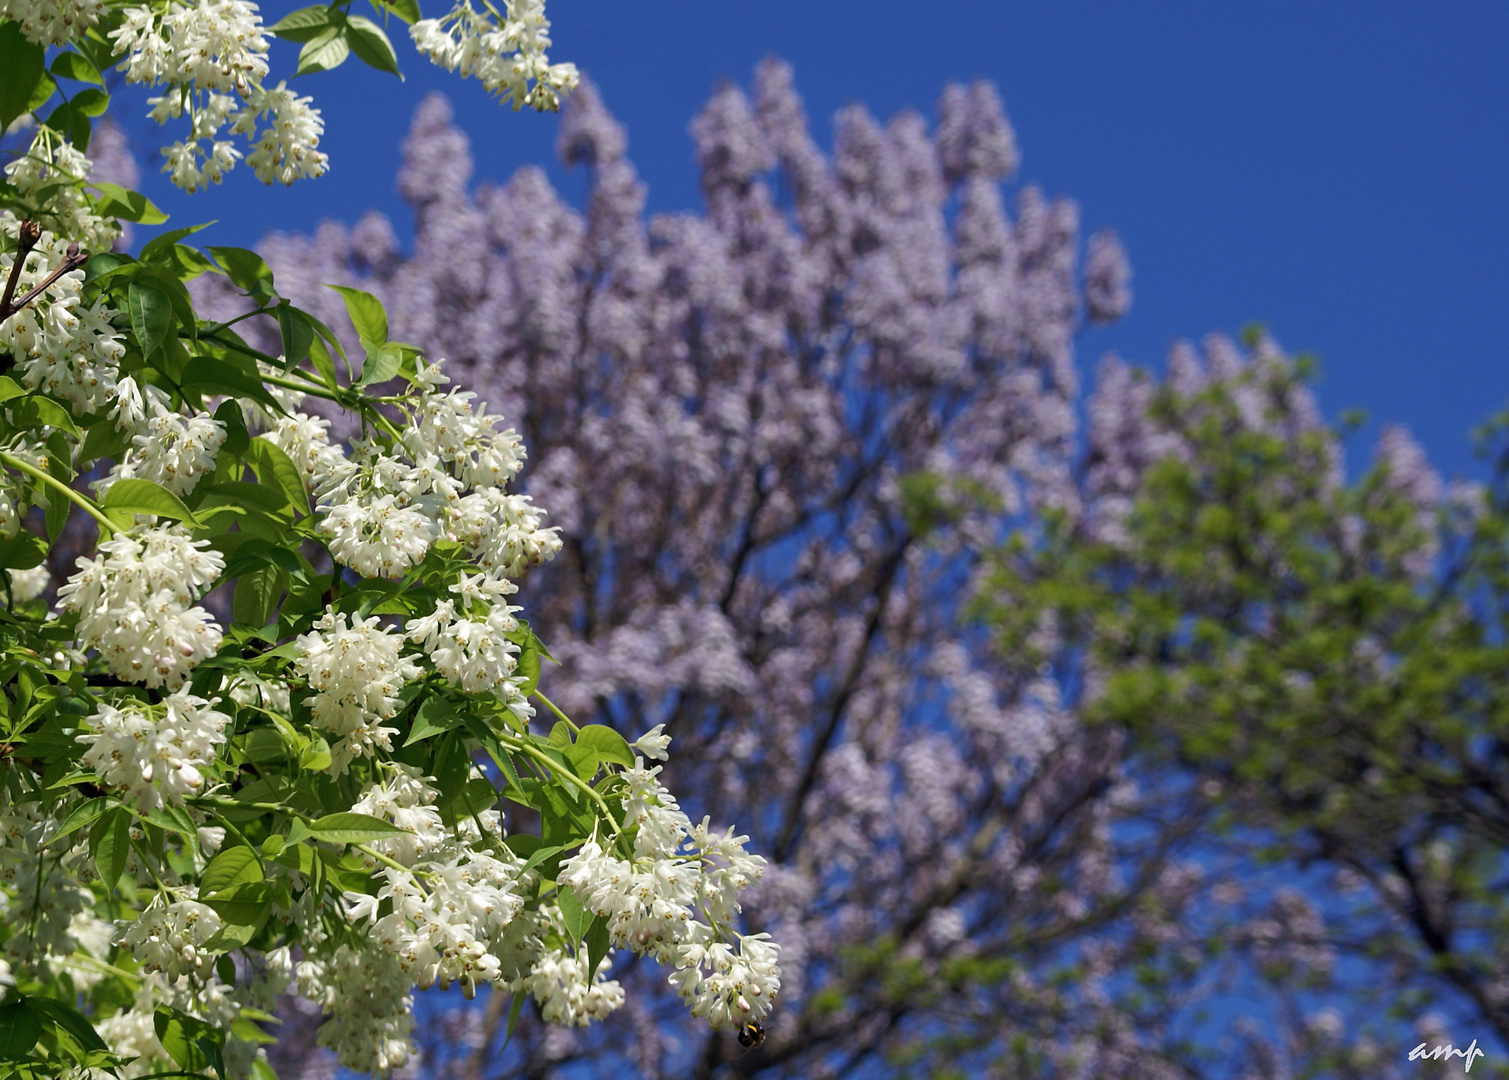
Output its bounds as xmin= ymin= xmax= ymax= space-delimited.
xmin=203 ymin=330 xmax=283 ymax=369
xmin=508 ymin=738 xmax=620 ymax=833
xmin=258 ymin=369 xmax=344 ymax=404
xmin=355 ymin=842 xmax=422 ymax=877
xmin=0 ymin=451 xmax=115 ymax=535
xmin=200 ymin=307 xmax=269 ymax=338
xmin=206 ymin=331 xmax=409 ymax=443
xmin=532 ymin=690 xmax=579 ymax=734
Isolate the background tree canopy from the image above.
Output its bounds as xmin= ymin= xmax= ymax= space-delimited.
xmin=185 ymin=63 xmax=1509 ymax=1079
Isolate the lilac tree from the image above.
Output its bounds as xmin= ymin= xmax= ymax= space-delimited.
xmin=191 ymin=64 xmax=1281 ymax=1080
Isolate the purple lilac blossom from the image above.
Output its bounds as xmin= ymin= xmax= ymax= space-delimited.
xmin=183 ymin=62 xmax=1455 ymax=1080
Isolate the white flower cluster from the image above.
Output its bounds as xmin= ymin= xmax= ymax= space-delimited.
xmin=0 ymin=794 xmax=93 ymax=976
xmin=58 ymin=523 xmax=225 ymax=689
xmin=109 ymin=0 xmax=328 ymax=191
xmin=76 ymin=691 xmax=231 ymax=811
xmin=95 ymin=966 xmax=276 ymax=1079
xmin=262 ymin=411 xmax=346 ymax=492
xmin=7 ymin=564 xmax=50 ymax=603
xmin=296 ymin=940 xmax=416 ymax=1077
xmin=115 ymin=893 xmax=224 ymax=983
xmin=0 ymin=214 xmax=124 ymax=415
xmin=99 ymin=377 xmax=227 ymax=496
xmin=406 ymin=574 xmax=524 ymax=695
xmin=561 ymin=756 xmax=780 ymax=1030
xmin=346 ymin=766 xmax=526 ymax=996
xmin=0 ymin=0 xmax=106 ymax=47
xmin=411 ymin=0 xmax=579 ymax=111
xmin=4 ymin=138 xmax=120 ymax=253
xmin=301 ymin=361 xmax=558 ymax=583
xmin=519 ymin=944 xmax=625 ymax=1027
xmin=293 ymin=609 xmax=423 ymax=773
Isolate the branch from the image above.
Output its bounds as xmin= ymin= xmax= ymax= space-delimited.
xmin=0 ymin=226 xmax=87 ymax=329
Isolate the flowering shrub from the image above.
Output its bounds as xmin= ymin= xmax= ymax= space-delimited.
xmin=0 ymin=3 xmax=779 ymax=1078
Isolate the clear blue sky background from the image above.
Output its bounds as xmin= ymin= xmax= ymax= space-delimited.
xmin=121 ymin=0 xmax=1509 ymax=482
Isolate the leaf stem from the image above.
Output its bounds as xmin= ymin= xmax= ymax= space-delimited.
xmin=354 ymin=842 xmax=418 ymax=876
xmin=0 ymin=451 xmax=115 ymax=535
xmin=532 ymin=689 xmax=578 ymax=733
xmin=507 ymin=737 xmax=619 ymax=834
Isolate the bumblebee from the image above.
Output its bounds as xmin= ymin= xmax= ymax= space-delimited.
xmin=737 ymin=1021 xmax=765 ymax=1049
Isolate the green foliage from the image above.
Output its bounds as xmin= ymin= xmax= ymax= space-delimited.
xmin=979 ymin=356 xmax=1509 ymax=1046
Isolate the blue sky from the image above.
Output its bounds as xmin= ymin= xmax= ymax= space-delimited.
xmin=123 ymin=0 xmax=1509 ymax=482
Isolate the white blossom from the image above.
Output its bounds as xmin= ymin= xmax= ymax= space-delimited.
xmin=293 ymin=608 xmax=422 ymax=773
xmin=0 ymin=215 xmax=124 ymax=414
xmin=299 ymin=941 xmax=416 ymax=1076
xmin=109 ymin=0 xmax=330 ymax=191
xmin=76 ymin=691 xmax=230 ymax=810
xmin=410 ymin=0 xmax=579 ymax=111
xmin=632 ymin=724 xmax=672 ymax=761
xmin=0 ymin=0 xmax=107 ymax=44
xmin=518 ymin=945 xmax=624 ymax=1026
xmin=116 ymin=894 xmax=224 ymax=983
xmin=58 ymin=523 xmax=225 ymax=689
xmin=97 ymin=383 xmax=226 ymax=497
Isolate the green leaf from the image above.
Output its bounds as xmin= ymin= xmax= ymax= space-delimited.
xmin=200 ymin=844 xmax=265 ymax=896
xmin=48 ymin=796 xmax=108 ymax=846
xmin=345 ymin=14 xmax=401 ymax=76
xmin=269 ymin=4 xmax=339 ymax=41
xmin=141 ymin=801 xmax=200 ymax=847
xmin=200 ymin=880 xmax=274 ymax=931
xmin=139 ymin=222 xmax=213 ymax=262
xmin=249 ymin=437 xmax=311 ymax=515
xmin=206 ymin=482 xmax=294 ymax=520
xmin=296 ymin=25 xmax=350 ymax=75
xmin=520 ymin=842 xmax=566 ymax=875
xmin=26 ymin=999 xmax=107 ymax=1053
xmin=233 ymin=563 xmax=284 ymax=627
xmin=0 ymin=1000 xmax=42 ymax=1058
xmin=404 ymin=696 xmax=464 ymax=745
xmin=216 ymin=954 xmax=237 ymax=985
xmin=584 ymin=918 xmax=611 ymax=984
xmin=49 ymin=50 xmax=104 ymax=86
xmin=90 ymin=807 xmax=130 ymax=891
xmin=515 ymin=636 xmax=541 ymax=696
xmin=0 ymin=532 xmax=47 ymax=571
xmin=154 ymin=1005 xmax=226 ymax=1080
xmin=370 ymin=0 xmax=421 ymax=24
xmin=307 ymin=332 xmax=339 ymax=391
xmin=356 ymin=341 xmax=402 ymax=387
xmin=557 ymin=884 xmax=588 ymax=943
xmin=213 ymin=397 xmax=252 ymax=457
xmin=82 ymin=250 xmax=129 ymax=284
xmin=71 ymin=86 xmax=108 ymax=116
xmin=276 ymin=303 xmax=315 ymax=366
xmin=24 ymin=71 xmax=54 ymax=115
xmin=127 ymin=282 xmax=175 ymax=359
xmin=503 ymin=987 xmax=526 ymax=1052
xmin=91 ymin=182 xmax=168 ymax=224
xmin=305 ymin=812 xmax=411 ymax=844
xmin=327 ymin=284 xmax=388 ymax=345
xmin=102 ymin=477 xmax=202 ymax=527
xmin=181 ymin=354 xmax=282 ymax=412
xmin=207 ymin=247 xmax=277 ymax=301
xmin=0 ymin=22 xmax=45 ymax=133
xmin=576 ymin=725 xmax=636 ymax=769
xmin=11 ymin=394 xmax=80 ymax=437
xmin=565 ymin=743 xmax=600 ymax=781
xmin=0 ymin=376 xmax=25 ymax=403
xmin=43 ymin=98 xmax=91 ymax=151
